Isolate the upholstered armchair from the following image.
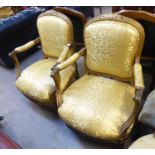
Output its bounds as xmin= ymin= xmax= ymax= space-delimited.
xmin=9 ymin=10 xmax=78 ymax=106
xmin=51 ymin=14 xmax=145 ymax=143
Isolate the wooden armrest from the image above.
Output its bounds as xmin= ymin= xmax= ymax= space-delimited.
xmin=9 ymin=37 xmax=40 ymax=78
xmin=134 ymin=64 xmax=144 ymax=89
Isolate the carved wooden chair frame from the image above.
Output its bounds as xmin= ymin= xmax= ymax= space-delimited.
xmin=51 ymin=14 xmax=145 ymax=142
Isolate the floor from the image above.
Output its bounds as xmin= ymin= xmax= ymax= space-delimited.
xmin=0 ymin=49 xmax=153 ymax=149
xmin=0 ymin=50 xmax=114 ymax=149
xmin=0 ymin=6 xmax=119 ymax=149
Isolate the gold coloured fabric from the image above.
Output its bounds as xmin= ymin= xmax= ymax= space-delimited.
xmin=58 ymin=75 xmax=135 ymax=140
xmin=16 ymin=59 xmax=75 ymax=105
xmin=134 ymin=63 xmax=144 ymax=89
xmin=37 ymin=16 xmax=72 ymax=58
xmin=129 ymin=134 xmax=155 ymax=149
xmin=85 ymin=21 xmax=140 ymax=79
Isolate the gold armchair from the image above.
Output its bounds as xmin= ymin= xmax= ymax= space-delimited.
xmin=51 ymin=14 xmax=145 ymax=143
xmin=10 ymin=10 xmax=78 ymax=106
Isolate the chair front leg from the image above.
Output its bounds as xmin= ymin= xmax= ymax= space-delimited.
xmin=119 ymin=97 xmax=143 ymax=141
xmin=9 ymin=51 xmax=20 ymax=78
xmin=51 ymin=71 xmax=63 ymax=108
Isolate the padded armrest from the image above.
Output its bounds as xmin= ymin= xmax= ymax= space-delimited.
xmin=14 ymin=38 xmax=40 ymax=53
xmin=134 ymin=63 xmax=144 ymax=89
xmin=51 ymin=44 xmax=72 ymax=71
xmin=56 ymin=44 xmax=71 ymax=64
xmin=9 ymin=37 xmax=40 ymax=78
xmin=9 ymin=37 xmax=40 ymax=56
xmin=134 ymin=63 xmax=145 ymax=102
xmin=52 ymin=47 xmax=86 ymax=74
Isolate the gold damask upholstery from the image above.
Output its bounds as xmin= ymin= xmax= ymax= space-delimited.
xmin=51 ymin=14 xmax=145 ymax=142
xmin=85 ymin=21 xmax=140 ymax=79
xmin=37 ymin=15 xmax=72 ymax=58
xmin=11 ymin=10 xmax=76 ymax=105
xmin=59 ymin=75 xmax=135 ymax=140
xmin=16 ymin=59 xmax=75 ymax=104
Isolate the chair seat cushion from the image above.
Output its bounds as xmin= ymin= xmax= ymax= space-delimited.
xmin=58 ymin=75 xmax=135 ymax=140
xmin=16 ymin=58 xmax=75 ymax=105
xmin=139 ymin=90 xmax=155 ymax=128
xmin=129 ymin=134 xmax=155 ymax=149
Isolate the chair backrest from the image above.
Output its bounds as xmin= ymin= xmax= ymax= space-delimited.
xmin=54 ymin=7 xmax=87 ymax=44
xmin=118 ymin=10 xmax=155 ymax=58
xmin=84 ymin=14 xmax=144 ymax=80
xmin=37 ymin=10 xmax=73 ymax=58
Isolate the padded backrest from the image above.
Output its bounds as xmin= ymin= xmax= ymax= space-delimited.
xmin=85 ymin=14 xmax=144 ymax=79
xmin=37 ymin=10 xmax=73 ymax=58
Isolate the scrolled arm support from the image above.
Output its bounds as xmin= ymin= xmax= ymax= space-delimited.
xmin=56 ymin=44 xmax=71 ymax=64
xmin=51 ymin=47 xmax=86 ymax=108
xmin=119 ymin=57 xmax=145 ymax=140
xmin=9 ymin=37 xmax=40 ymax=78
xmin=51 ymin=43 xmax=73 ymax=73
xmin=55 ymin=47 xmax=86 ymax=71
